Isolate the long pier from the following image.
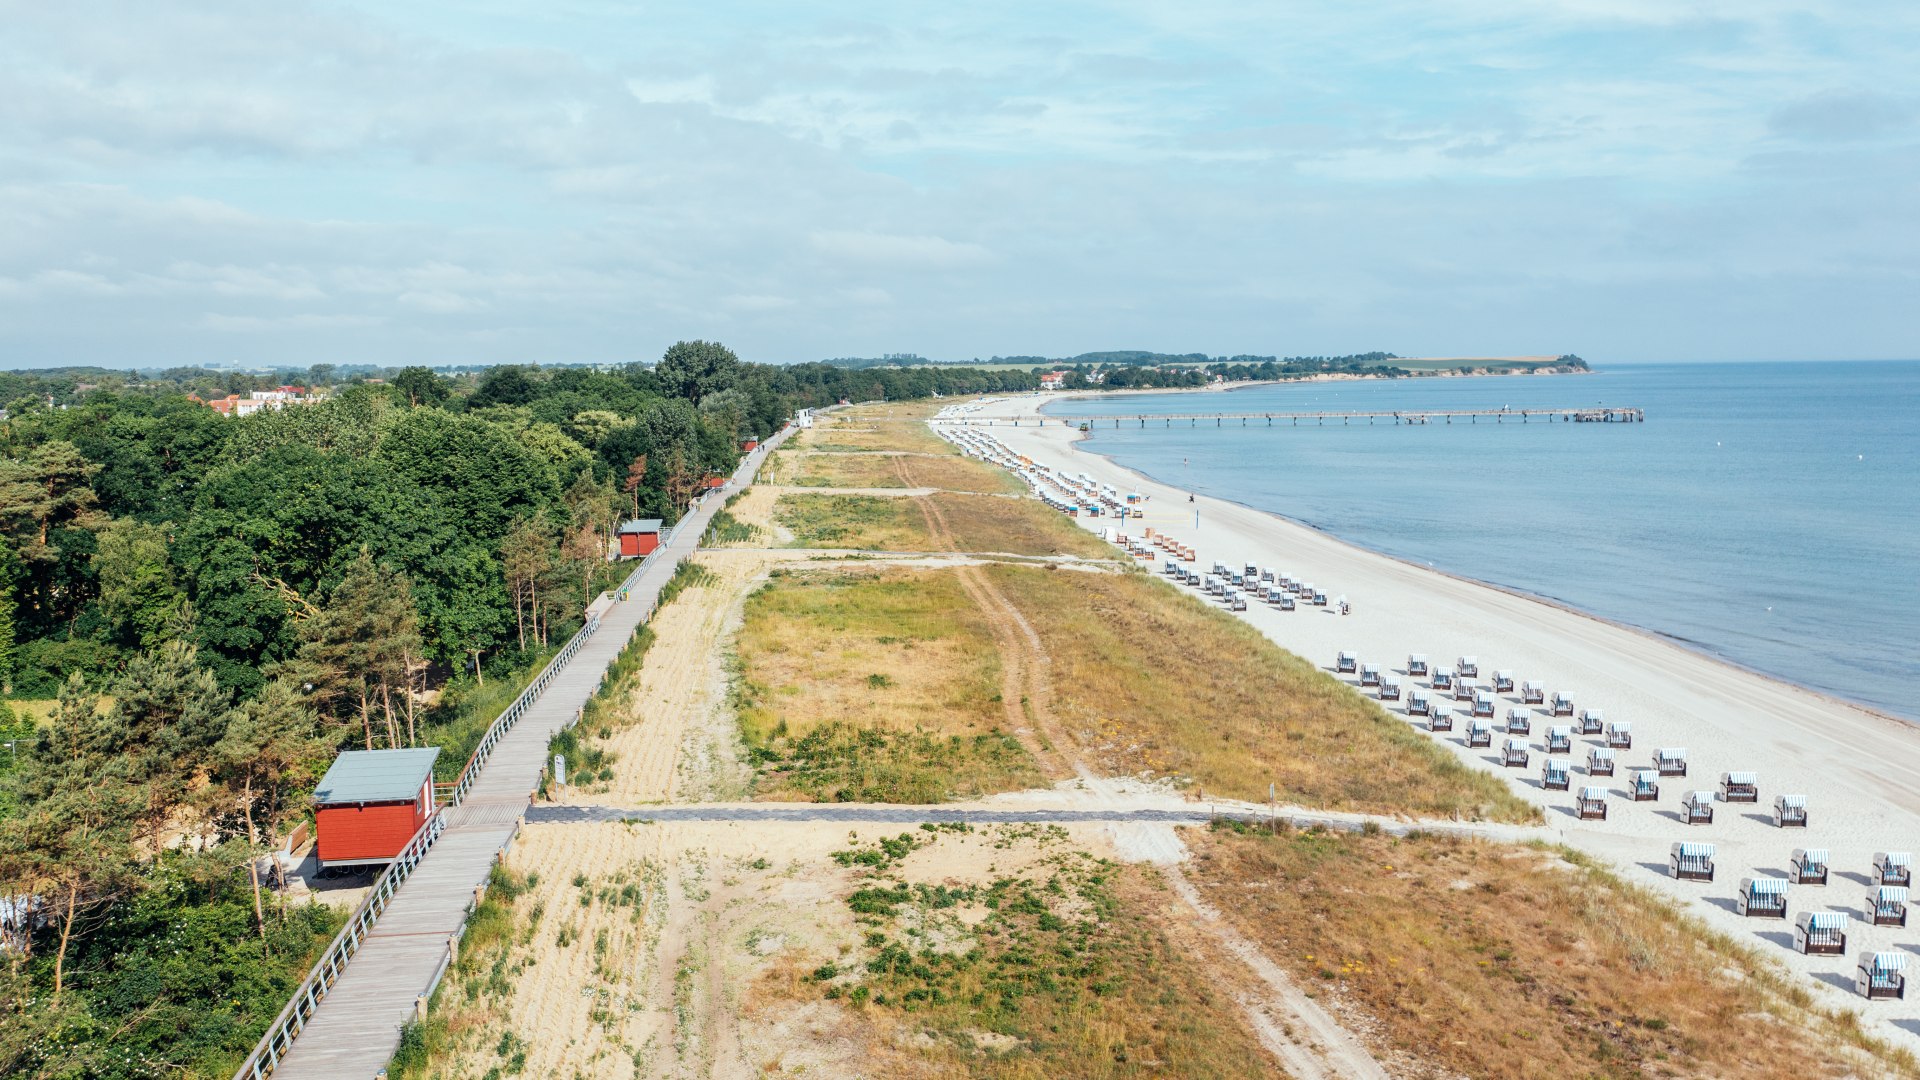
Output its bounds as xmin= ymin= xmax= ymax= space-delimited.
xmin=938 ymin=407 xmax=1644 ymax=428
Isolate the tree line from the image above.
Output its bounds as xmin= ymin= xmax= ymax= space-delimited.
xmin=0 ymin=340 xmax=1046 ymax=1076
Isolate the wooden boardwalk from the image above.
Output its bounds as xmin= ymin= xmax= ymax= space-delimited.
xmin=268 ymin=430 xmax=789 ymax=1079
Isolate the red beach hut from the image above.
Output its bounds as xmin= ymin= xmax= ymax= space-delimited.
xmin=617 ymin=518 xmax=662 ymax=557
xmin=312 ymin=748 xmax=440 ymax=871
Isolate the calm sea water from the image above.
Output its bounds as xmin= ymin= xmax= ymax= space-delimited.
xmin=1043 ymin=361 xmax=1920 ymax=719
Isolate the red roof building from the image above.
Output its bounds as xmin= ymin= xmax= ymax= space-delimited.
xmin=311 ymin=748 xmax=440 ymax=871
xmin=617 ymin=518 xmax=662 ymax=558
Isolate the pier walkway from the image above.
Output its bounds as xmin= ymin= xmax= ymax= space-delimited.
xmin=939 ymin=407 xmax=1645 ymax=427
xmin=251 ymin=428 xmax=792 ymax=1080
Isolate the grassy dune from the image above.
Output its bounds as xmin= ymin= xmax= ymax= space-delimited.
xmin=989 ymin=564 xmax=1537 ymax=822
xmin=735 ymin=567 xmax=1043 ymax=802
xmin=774 ymin=492 xmax=1112 ymax=558
xmin=1192 ymin=824 xmax=1918 ymax=1079
xmin=768 ymin=825 xmax=1282 ymax=1080
xmin=784 ymin=450 xmax=1022 ymax=494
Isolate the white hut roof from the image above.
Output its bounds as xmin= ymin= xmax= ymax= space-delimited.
xmin=1776 ymin=793 xmax=1807 ymax=808
xmin=1672 ymin=842 xmax=1715 ymax=857
xmin=1793 ymin=848 xmax=1829 ymax=862
xmin=1590 ymin=747 xmax=1615 ymax=759
xmin=1474 ymin=690 xmax=1494 ymax=701
xmin=1495 ymin=669 xmax=1514 ymax=678
xmin=1469 ymin=718 xmax=1490 ymax=730
xmin=1743 ymin=877 xmax=1789 ymax=896
xmin=1877 ymin=851 xmax=1913 ymax=867
xmin=1656 ymin=747 xmax=1688 ymax=759
xmin=1608 ymin=720 xmax=1632 ymax=731
xmin=1505 ymin=738 xmax=1528 ymax=750
xmin=1723 ymin=770 xmax=1758 ymax=784
xmin=1579 ymin=786 xmax=1608 ymax=799
xmin=1876 ymin=886 xmax=1911 ymax=903
xmin=1545 ymin=758 xmax=1571 ymax=773
xmin=1802 ymin=911 xmax=1848 ymax=930
xmin=1685 ymin=790 xmax=1715 ymax=804
xmin=1409 ymin=652 xmax=1428 ymax=661
xmin=1522 ymin=679 xmax=1544 ymax=688
xmin=1864 ymin=952 xmax=1907 ymax=972
xmin=1507 ymin=707 xmax=1531 ymax=720
xmin=1580 ymin=708 xmax=1604 ymax=720
xmin=1549 ymin=725 xmax=1572 ymax=736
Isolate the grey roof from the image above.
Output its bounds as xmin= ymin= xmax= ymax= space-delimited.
xmin=618 ymin=518 xmax=664 ymax=535
xmin=314 ymin=748 xmax=441 ymax=805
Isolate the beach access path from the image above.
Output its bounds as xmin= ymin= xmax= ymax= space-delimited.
xmin=266 ymin=428 xmax=792 ymax=1080
xmin=960 ymin=392 xmax=1920 ymax=1046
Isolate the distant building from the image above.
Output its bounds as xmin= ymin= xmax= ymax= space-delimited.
xmin=189 ymin=385 xmax=320 ymax=417
xmin=617 ymin=518 xmax=663 ymax=558
xmin=1039 ymin=372 xmax=1067 ymax=390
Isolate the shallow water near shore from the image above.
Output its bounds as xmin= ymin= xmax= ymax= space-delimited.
xmin=1041 ymin=360 xmax=1920 ymax=719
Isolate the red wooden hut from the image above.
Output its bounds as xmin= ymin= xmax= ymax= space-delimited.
xmin=742 ymin=437 xmax=759 ymax=451
xmin=617 ymin=518 xmax=662 ymax=558
xmin=312 ymin=748 xmax=440 ymax=871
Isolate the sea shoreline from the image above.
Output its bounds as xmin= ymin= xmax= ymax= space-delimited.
xmin=1057 ymin=419 xmax=1911 ymax=727
xmin=949 ymin=390 xmax=1920 ymax=1046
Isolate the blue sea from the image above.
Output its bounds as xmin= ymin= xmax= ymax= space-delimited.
xmin=1042 ymin=361 xmax=1920 ymax=719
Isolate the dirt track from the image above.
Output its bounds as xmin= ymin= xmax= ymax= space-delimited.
xmin=430 ymin=409 xmax=1399 ymax=1079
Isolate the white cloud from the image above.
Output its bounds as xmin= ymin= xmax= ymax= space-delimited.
xmin=398 ymin=289 xmax=486 ymax=313
xmin=0 ymin=2 xmax=1914 ymax=365
xmin=199 ymin=312 xmax=387 ymax=332
xmin=808 ymin=230 xmax=994 ymax=270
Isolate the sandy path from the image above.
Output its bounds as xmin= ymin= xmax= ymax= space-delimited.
xmin=479 ymin=821 xmax=889 ymax=1079
xmin=911 ymin=472 xmax=1389 ymax=1077
xmin=957 ymin=394 xmax=1920 ymax=1045
xmin=585 ymin=553 xmax=770 ymax=805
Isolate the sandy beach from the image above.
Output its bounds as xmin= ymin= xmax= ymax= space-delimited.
xmin=949 ymin=392 xmax=1920 ymax=1044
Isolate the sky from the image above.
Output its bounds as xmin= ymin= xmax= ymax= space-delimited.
xmin=0 ymin=0 xmax=1915 ymax=369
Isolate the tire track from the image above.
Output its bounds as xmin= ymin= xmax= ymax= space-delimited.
xmin=909 ymin=448 xmax=1389 ymax=1080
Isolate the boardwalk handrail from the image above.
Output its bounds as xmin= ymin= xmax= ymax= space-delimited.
xmin=232 ymin=809 xmax=447 ymax=1080
xmin=433 ymin=614 xmax=601 ymax=807
xmin=235 ymin=614 xmax=603 ymax=1079
xmin=231 ymin=431 xmax=784 ymax=1079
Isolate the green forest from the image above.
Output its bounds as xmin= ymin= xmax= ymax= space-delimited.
xmin=0 ymin=343 xmax=1037 ymax=1078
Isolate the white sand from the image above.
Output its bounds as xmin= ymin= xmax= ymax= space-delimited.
xmin=955 ymin=392 xmax=1920 ymax=1044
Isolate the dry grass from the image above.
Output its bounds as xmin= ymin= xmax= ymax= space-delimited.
xmin=781 ymin=451 xmax=1021 ymax=495
xmin=988 ymin=564 xmax=1537 ymax=822
xmin=774 ymin=493 xmax=935 ymax=550
xmin=1189 ymin=824 xmax=1920 ymax=1080
xmin=920 ymin=492 xmax=1113 ymax=559
xmin=735 ymin=566 xmax=1044 ymax=802
xmin=804 ymin=425 xmax=957 ymax=456
xmin=774 ymin=493 xmax=1112 ymax=558
xmin=773 ymin=824 xmax=1283 ymax=1080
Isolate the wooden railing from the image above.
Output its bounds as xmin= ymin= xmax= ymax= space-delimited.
xmin=432 ymin=616 xmax=600 ymax=808
xmin=229 ymin=428 xmax=785 ymax=1080
xmin=231 ymin=809 xmax=446 ymax=1080
xmin=232 ymin=620 xmax=600 ymax=1080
